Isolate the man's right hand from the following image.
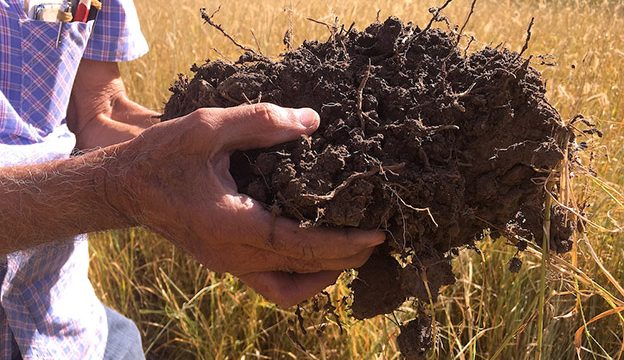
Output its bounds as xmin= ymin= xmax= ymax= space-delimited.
xmin=102 ymin=103 xmax=385 ymax=307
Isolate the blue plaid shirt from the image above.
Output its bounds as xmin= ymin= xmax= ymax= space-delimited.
xmin=0 ymin=0 xmax=148 ymax=358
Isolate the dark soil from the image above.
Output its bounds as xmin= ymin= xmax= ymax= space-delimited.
xmin=162 ymin=17 xmax=575 ymax=357
xmin=397 ymin=314 xmax=433 ymax=360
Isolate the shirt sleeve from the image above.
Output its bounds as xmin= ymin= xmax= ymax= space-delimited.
xmin=82 ymin=0 xmax=149 ymax=62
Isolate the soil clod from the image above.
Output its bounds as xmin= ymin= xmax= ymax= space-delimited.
xmin=163 ymin=16 xmax=575 ymax=358
xmin=397 ymin=315 xmax=433 ymax=360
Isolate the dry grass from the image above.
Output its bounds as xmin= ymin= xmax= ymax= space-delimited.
xmin=88 ymin=0 xmax=624 ymax=358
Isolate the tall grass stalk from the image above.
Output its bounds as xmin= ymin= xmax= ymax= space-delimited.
xmin=537 ymin=183 xmax=553 ymax=360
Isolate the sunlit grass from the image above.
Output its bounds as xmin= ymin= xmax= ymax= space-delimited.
xmin=88 ymin=0 xmax=624 ymax=358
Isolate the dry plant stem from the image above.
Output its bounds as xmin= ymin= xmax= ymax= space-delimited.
xmin=524 ymin=243 xmax=624 ymax=306
xmin=250 ymin=29 xmax=264 ymax=55
xmin=473 ymin=215 xmax=620 ymax=308
xmin=283 ymin=1 xmax=294 ymax=51
xmin=463 ymin=36 xmax=474 ymax=57
xmin=575 ymin=306 xmax=624 ymax=358
xmin=582 ymin=229 xmax=624 ymax=299
xmin=561 ymin=129 xmax=593 ymax=359
xmin=571 ymin=235 xmax=590 ymax=360
xmin=536 ymin=181 xmax=552 ymax=360
xmin=490 ymin=295 xmax=541 ymax=360
xmin=579 ymin=229 xmax=624 ymax=354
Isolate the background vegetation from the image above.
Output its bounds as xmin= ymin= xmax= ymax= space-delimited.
xmin=89 ymin=0 xmax=624 ymax=358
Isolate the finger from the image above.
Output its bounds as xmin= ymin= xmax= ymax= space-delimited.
xmin=208 ymin=103 xmax=320 ymax=151
xmin=240 ymin=270 xmax=341 ymax=308
xmin=270 ymin=218 xmax=386 ymax=260
xmin=242 ymin=245 xmax=375 ymax=274
xmin=224 ymin=194 xmax=386 ymax=260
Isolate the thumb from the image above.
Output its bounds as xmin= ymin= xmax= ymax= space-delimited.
xmin=210 ymin=103 xmax=320 ymax=151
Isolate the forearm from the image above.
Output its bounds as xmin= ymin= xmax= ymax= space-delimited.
xmin=68 ymin=59 xmax=158 ymax=150
xmin=0 ymin=146 xmax=134 ymax=254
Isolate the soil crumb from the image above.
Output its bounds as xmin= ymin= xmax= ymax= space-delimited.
xmin=163 ymin=16 xmax=575 ymax=357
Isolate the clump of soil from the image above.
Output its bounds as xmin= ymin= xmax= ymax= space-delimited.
xmin=397 ymin=314 xmax=433 ymax=360
xmin=163 ymin=16 xmax=575 ymax=357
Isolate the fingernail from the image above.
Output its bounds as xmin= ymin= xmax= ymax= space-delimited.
xmin=294 ymin=108 xmax=320 ymax=130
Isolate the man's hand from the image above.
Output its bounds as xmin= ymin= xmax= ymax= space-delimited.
xmin=0 ymin=103 xmax=384 ymax=307
xmin=105 ymin=104 xmax=385 ymax=307
xmin=67 ymin=59 xmax=159 ymax=150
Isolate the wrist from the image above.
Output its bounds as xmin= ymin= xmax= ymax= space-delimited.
xmin=92 ymin=143 xmax=141 ymax=229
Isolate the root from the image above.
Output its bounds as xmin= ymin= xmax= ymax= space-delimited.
xmin=385 ymin=184 xmax=439 ymax=228
xmin=356 ymin=60 xmax=374 ymax=132
xmin=301 ymin=163 xmax=405 ymax=202
xmin=463 ymin=35 xmax=475 ymax=57
xmin=306 ymin=17 xmax=338 ymax=38
xmin=456 ymin=0 xmax=478 ymax=43
xmin=200 ymin=7 xmax=256 ymax=54
xmin=419 ymin=0 xmax=454 ymax=37
xmin=518 ymin=17 xmax=535 ymax=58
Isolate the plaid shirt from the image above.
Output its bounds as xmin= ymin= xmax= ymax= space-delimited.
xmin=0 ymin=0 xmax=148 ymax=358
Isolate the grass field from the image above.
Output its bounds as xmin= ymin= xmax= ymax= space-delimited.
xmin=88 ymin=0 xmax=624 ymax=358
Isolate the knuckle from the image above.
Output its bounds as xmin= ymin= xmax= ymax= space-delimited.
xmin=288 ymin=232 xmax=319 ymax=259
xmin=288 ymin=257 xmax=320 ymax=273
xmin=265 ymin=227 xmax=286 ymax=252
xmin=192 ymin=107 xmax=212 ymax=117
xmin=174 ymin=109 xmax=220 ymax=144
xmin=189 ymin=107 xmax=214 ymax=124
xmin=299 ymin=240 xmax=316 ymax=260
xmin=327 ymin=228 xmax=356 ymax=256
xmin=251 ymin=103 xmax=283 ymax=125
xmin=282 ymin=258 xmax=296 ymax=273
xmin=248 ymin=222 xmax=270 ymax=249
xmin=193 ymin=109 xmax=219 ymax=131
